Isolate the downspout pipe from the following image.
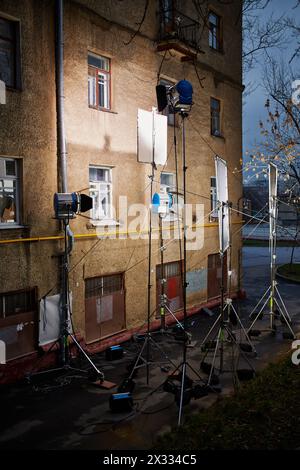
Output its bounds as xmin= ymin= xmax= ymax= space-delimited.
xmin=56 ymin=0 xmax=68 ymax=193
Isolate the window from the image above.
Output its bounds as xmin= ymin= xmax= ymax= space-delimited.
xmin=89 ymin=166 xmax=112 ymax=221
xmin=85 ymin=274 xmax=123 ymax=299
xmin=160 ymin=172 xmax=175 ymax=192
xmin=0 ymin=288 xmax=36 ymax=318
xmin=208 ymin=11 xmax=222 ymax=51
xmin=210 ymin=176 xmax=218 ymax=218
xmin=210 ymin=97 xmax=221 ymax=136
xmin=0 ymin=157 xmax=20 ymax=226
xmin=85 ymin=273 xmax=125 ymax=342
xmin=88 ymin=52 xmax=111 ymax=110
xmin=159 ymin=79 xmax=175 ymax=126
xmin=0 ymin=287 xmax=37 ymax=361
xmin=0 ymin=16 xmax=21 ymax=89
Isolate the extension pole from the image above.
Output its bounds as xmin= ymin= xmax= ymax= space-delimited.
xmin=178 ymin=113 xmax=188 ymax=427
xmin=146 ymin=108 xmax=156 ymax=385
xmin=269 ymin=193 xmax=277 ymax=332
xmin=159 ymin=215 xmax=166 ymax=331
xmin=56 ymin=0 xmax=67 ymax=193
xmin=60 ymin=219 xmax=69 ymax=365
xmin=219 ymin=202 xmax=225 ymax=373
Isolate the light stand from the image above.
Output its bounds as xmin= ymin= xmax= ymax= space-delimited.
xmin=247 ymin=164 xmax=295 ymax=340
xmin=200 ymin=201 xmax=256 ymax=386
xmin=171 ymin=110 xmax=205 ymax=426
xmin=27 ymin=198 xmax=105 ymax=385
xmin=157 ymin=203 xmax=188 ymax=335
xmin=127 ymin=108 xmax=178 ymax=384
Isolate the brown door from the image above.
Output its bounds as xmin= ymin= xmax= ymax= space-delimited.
xmin=0 ymin=288 xmax=38 ymax=360
xmin=85 ymin=273 xmax=126 ymax=343
xmin=207 ymin=253 xmax=227 ymax=299
xmin=156 ymin=260 xmax=183 ymax=314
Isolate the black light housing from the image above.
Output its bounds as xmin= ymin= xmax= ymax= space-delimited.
xmin=53 ymin=192 xmax=93 ymax=219
xmin=156 ymin=79 xmax=193 ymax=114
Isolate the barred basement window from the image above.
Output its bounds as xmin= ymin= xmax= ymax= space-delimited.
xmin=88 ymin=52 xmax=111 ymax=110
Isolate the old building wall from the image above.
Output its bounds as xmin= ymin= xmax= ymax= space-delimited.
xmin=0 ymin=0 xmax=243 ymax=366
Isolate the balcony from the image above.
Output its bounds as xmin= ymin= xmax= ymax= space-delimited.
xmin=157 ymin=7 xmax=203 ymax=60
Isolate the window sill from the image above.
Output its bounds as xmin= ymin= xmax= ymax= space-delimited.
xmin=0 ymin=224 xmax=27 ymax=230
xmin=211 ymin=133 xmax=225 ymax=141
xmin=209 ymin=46 xmax=224 ymax=55
xmin=86 ymin=219 xmax=120 ymax=229
xmin=88 ymin=106 xmax=118 ymax=115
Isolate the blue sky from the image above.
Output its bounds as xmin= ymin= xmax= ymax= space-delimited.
xmin=243 ymin=0 xmax=300 ymax=157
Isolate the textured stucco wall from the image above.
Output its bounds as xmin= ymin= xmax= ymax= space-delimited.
xmin=0 ymin=0 xmax=243 ymax=351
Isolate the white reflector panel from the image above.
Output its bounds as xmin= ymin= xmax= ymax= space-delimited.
xmin=215 ymin=155 xmax=230 ymax=253
xmin=137 ymin=108 xmax=167 ymax=165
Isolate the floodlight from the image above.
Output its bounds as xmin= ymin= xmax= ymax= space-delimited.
xmin=53 ymin=192 xmax=93 ymax=219
xmin=169 ymin=80 xmax=193 ymax=113
xmin=152 ymin=190 xmax=172 ymax=216
xmin=155 ymin=79 xmax=193 ymax=114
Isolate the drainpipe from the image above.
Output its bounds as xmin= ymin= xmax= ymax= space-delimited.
xmin=56 ymin=0 xmax=67 ymax=192
xmin=55 ymin=0 xmax=69 ymax=366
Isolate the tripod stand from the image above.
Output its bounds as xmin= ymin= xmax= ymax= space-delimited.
xmin=247 ymin=164 xmax=295 ymax=340
xmin=27 ymin=218 xmax=105 ymax=384
xmin=128 ymin=109 xmax=178 ymax=384
xmin=200 ymin=198 xmax=256 ymax=387
xmin=169 ymin=111 xmax=204 ymax=426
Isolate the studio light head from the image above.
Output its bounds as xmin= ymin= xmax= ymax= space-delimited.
xmin=152 ymin=189 xmax=173 ymax=216
xmin=156 ymin=79 xmax=193 ymax=114
xmin=53 ymin=192 xmax=93 ymax=219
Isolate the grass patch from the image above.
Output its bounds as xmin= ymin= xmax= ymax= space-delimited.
xmin=155 ymin=358 xmax=300 ymax=450
xmin=277 ymin=264 xmax=300 ymax=282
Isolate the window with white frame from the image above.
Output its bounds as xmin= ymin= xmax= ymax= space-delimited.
xmin=160 ymin=172 xmax=175 ymax=192
xmin=159 ymin=79 xmax=175 ymax=126
xmin=0 ymin=157 xmax=20 ymax=226
xmin=160 ymin=172 xmax=181 ymax=222
xmin=89 ymin=166 xmax=112 ymax=221
xmin=210 ymin=176 xmax=218 ymax=218
xmin=88 ymin=52 xmax=111 ymax=110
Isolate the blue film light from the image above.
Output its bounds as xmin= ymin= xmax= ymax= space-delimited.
xmin=176 ymin=80 xmax=193 ymax=106
xmin=152 ymin=191 xmax=173 ymax=214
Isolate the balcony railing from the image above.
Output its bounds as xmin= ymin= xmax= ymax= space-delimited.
xmin=158 ymin=7 xmax=201 ymax=53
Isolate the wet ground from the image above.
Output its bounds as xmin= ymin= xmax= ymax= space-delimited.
xmin=0 ymin=246 xmax=300 ymax=450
